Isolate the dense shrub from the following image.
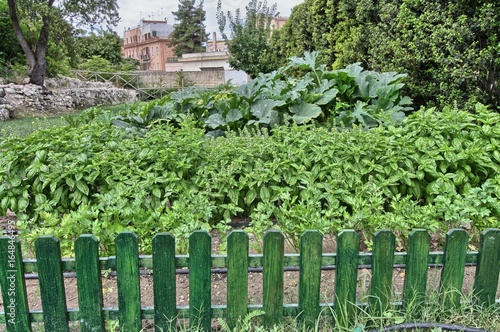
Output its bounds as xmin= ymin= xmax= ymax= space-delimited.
xmin=270 ymin=0 xmax=500 ymax=109
xmin=1 ymin=104 xmax=500 ymax=254
xmin=113 ymin=52 xmax=413 ymax=137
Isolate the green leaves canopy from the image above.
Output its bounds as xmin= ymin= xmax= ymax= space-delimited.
xmin=114 ymin=52 xmax=412 ymax=137
xmin=169 ymin=0 xmax=208 ymax=57
xmin=217 ymin=0 xmax=279 ymax=78
xmin=270 ymin=0 xmax=500 ymax=109
xmin=6 ymin=0 xmax=119 ymax=86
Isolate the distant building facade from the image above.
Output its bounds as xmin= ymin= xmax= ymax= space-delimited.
xmin=122 ymin=20 xmax=176 ymax=71
xmin=121 ymin=17 xmax=288 ymax=86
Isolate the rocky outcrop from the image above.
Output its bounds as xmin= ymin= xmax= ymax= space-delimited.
xmin=0 ymin=77 xmax=137 ymax=120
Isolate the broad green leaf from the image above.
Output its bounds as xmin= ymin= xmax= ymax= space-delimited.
xmin=10 ymin=176 xmax=22 ymax=187
xmin=66 ymin=178 xmax=75 ymax=188
xmin=152 ymin=188 xmax=162 ymax=198
xmin=342 ymin=62 xmax=364 ymax=78
xmin=246 ymin=188 xmax=257 ymax=205
xmin=391 ymin=111 xmax=406 ymax=123
xmin=52 ymin=186 xmax=64 ymax=204
xmin=260 ymin=187 xmax=270 ymax=202
xmin=287 ymin=51 xmax=319 ymax=71
xmin=235 ymin=80 xmax=261 ymax=100
xmin=250 ymin=99 xmax=286 ymax=125
xmin=226 ymin=109 xmax=243 ymax=123
xmin=76 ymin=181 xmax=89 ymax=196
xmin=35 ymin=194 xmax=47 ymax=205
xmin=315 ymin=89 xmax=338 ymax=105
xmin=18 ymin=197 xmax=29 ymax=211
xmin=289 ymin=103 xmax=323 ymax=124
xmin=206 ymin=114 xmax=226 ymax=129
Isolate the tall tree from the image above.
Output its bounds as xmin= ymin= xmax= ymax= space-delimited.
xmin=271 ymin=0 xmax=500 ymax=109
xmin=170 ymin=0 xmax=208 ymax=57
xmin=0 ymin=0 xmax=22 ymax=65
xmin=75 ymin=30 xmax=124 ymax=65
xmin=6 ymin=0 xmax=119 ymax=87
xmin=268 ymin=2 xmax=313 ymax=68
xmin=217 ymin=0 xmax=278 ymax=78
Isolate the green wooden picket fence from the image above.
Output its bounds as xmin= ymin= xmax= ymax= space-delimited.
xmin=0 ymin=228 xmax=499 ymax=332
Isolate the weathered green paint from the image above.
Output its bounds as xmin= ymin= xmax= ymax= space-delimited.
xmin=369 ymin=230 xmax=395 ymax=316
xmin=263 ymin=230 xmax=285 ymax=329
xmin=115 ymin=232 xmax=142 ymax=331
xmin=298 ymin=231 xmax=323 ymax=328
xmin=403 ymin=229 xmax=430 ymax=314
xmin=75 ymin=235 xmax=104 ymax=332
xmin=0 ymin=237 xmax=31 ymax=331
xmin=189 ymin=231 xmax=212 ymax=332
xmin=334 ymin=230 xmax=360 ymax=327
xmin=0 ymin=229 xmax=498 ymax=330
xmin=227 ymin=231 xmax=249 ymax=329
xmin=440 ymin=229 xmax=468 ymax=310
xmin=152 ymin=233 xmax=177 ymax=332
xmin=473 ymin=229 xmax=500 ymax=306
xmin=35 ymin=236 xmax=69 ymax=331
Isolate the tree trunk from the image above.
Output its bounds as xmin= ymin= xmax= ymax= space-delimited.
xmin=29 ymin=61 xmax=46 ymax=86
xmin=7 ymin=0 xmax=52 ymax=87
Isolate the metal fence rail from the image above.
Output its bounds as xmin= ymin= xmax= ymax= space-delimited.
xmin=72 ymin=70 xmax=168 ymax=100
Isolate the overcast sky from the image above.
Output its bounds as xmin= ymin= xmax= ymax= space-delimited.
xmin=115 ymin=0 xmax=305 ymax=39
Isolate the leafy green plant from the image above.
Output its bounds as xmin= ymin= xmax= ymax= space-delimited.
xmin=113 ymin=52 xmax=412 ymax=136
xmin=2 ymin=103 xmax=500 ymax=255
xmin=218 ymin=310 xmax=265 ymax=332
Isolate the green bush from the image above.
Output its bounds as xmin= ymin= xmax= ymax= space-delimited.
xmin=78 ymin=55 xmax=115 ymax=73
xmin=1 ymin=104 xmax=500 ymax=255
xmin=270 ymin=0 xmax=500 ymax=109
xmin=113 ymin=52 xmax=413 ymax=137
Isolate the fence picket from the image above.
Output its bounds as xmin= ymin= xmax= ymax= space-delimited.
xmin=35 ymin=236 xmax=69 ymax=331
xmin=75 ymin=235 xmax=104 ymax=332
xmin=227 ymin=231 xmax=249 ymax=329
xmin=115 ymin=231 xmax=141 ymax=331
xmin=0 ymin=228 xmax=499 ymax=330
xmin=403 ymin=229 xmax=430 ymax=313
xmin=440 ymin=229 xmax=468 ymax=309
xmin=369 ymin=230 xmax=395 ymax=316
xmin=152 ymin=233 xmax=177 ymax=332
xmin=0 ymin=237 xmax=31 ymax=331
xmin=473 ymin=229 xmax=500 ymax=306
xmin=334 ymin=230 xmax=360 ymax=327
xmin=189 ymin=231 xmax=212 ymax=332
xmin=263 ymin=230 xmax=285 ymax=328
xmin=298 ymin=231 xmax=323 ymax=328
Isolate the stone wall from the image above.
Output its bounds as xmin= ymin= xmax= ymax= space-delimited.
xmin=0 ymin=77 xmax=137 ymax=121
xmin=136 ymin=69 xmax=225 ymax=88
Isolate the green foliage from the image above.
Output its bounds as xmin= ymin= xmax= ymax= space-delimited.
xmin=2 ymin=102 xmax=500 ymax=255
xmin=78 ymin=55 xmax=115 ymax=72
xmin=114 ymin=52 xmax=412 ymax=136
xmin=0 ymin=0 xmax=22 ymax=65
xmin=218 ymin=310 xmax=265 ymax=332
xmin=119 ymin=57 xmax=139 ymax=71
xmin=6 ymin=0 xmax=120 ymax=85
xmin=169 ymin=0 xmax=208 ymax=57
xmin=75 ymin=30 xmax=124 ymax=65
xmin=272 ymin=0 xmax=500 ymax=109
xmin=217 ymin=0 xmax=279 ymax=78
